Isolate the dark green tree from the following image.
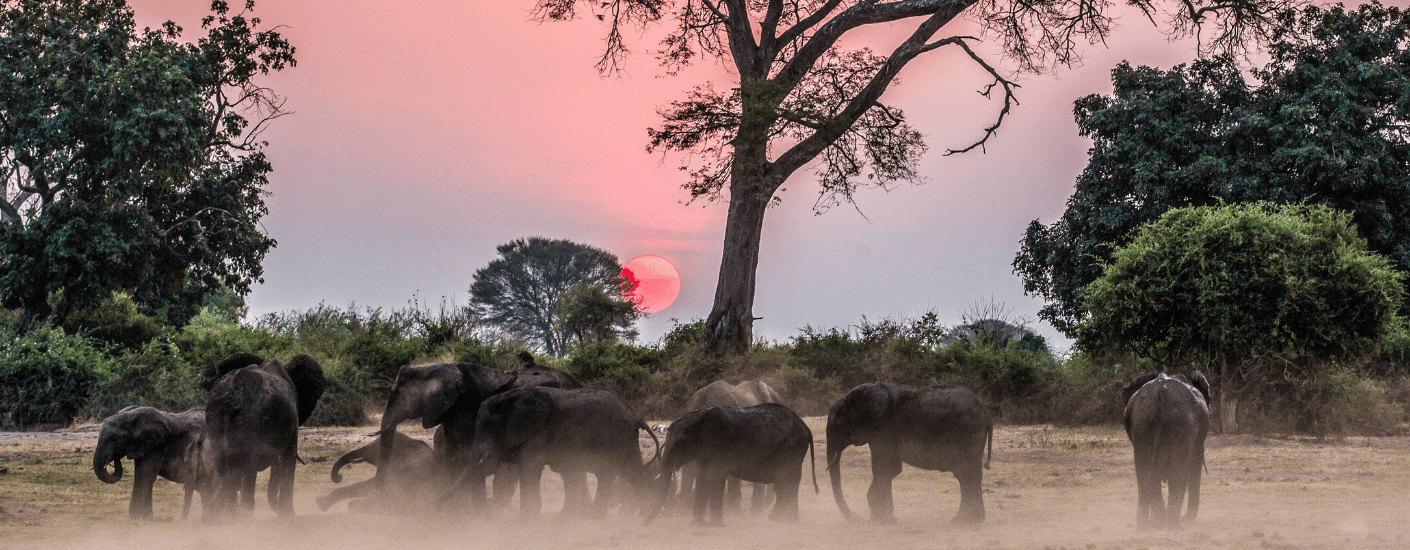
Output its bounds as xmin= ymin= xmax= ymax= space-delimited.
xmin=0 ymin=0 xmax=292 ymax=329
xmin=533 ymin=0 xmax=1290 ymax=354
xmin=556 ymin=282 xmax=642 ymax=347
xmin=1080 ymin=203 xmax=1406 ymax=432
xmin=1016 ymin=2 xmax=1410 ymax=335
xmin=469 ymin=237 xmax=633 ymax=356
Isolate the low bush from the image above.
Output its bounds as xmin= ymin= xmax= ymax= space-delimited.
xmin=0 ymin=327 xmax=107 ymax=429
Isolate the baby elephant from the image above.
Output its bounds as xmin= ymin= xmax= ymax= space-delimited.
xmin=316 ymin=430 xmax=440 ymax=512
xmin=93 ymin=406 xmax=209 ymax=519
xmin=648 ymin=403 xmax=816 ymax=526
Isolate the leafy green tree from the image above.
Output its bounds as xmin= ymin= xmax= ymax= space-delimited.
xmin=533 ymin=0 xmax=1289 ymax=354
xmin=0 ymin=0 xmax=292 ymax=329
xmin=469 ymin=237 xmax=633 ymax=356
xmin=1079 ymin=203 xmax=1406 ymax=432
xmin=556 ymin=282 xmax=642 ymax=347
xmin=1016 ymin=2 xmax=1410 ymax=335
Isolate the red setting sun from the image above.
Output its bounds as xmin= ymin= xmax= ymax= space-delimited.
xmin=622 ymin=255 xmax=681 ymax=313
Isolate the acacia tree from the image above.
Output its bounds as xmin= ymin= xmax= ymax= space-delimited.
xmin=469 ymin=237 xmax=634 ymax=356
xmin=0 ymin=0 xmax=292 ymax=328
xmin=535 ymin=0 xmax=1292 ymax=354
xmin=1016 ymin=3 xmax=1410 ymax=335
xmin=1080 ymin=203 xmax=1406 ymax=432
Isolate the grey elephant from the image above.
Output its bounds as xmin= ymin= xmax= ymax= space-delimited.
xmin=826 ymin=383 xmax=992 ymax=525
xmin=375 ymin=360 xmax=579 ymax=507
xmin=203 ymin=353 xmax=327 ymax=520
xmin=1122 ymin=371 xmax=1210 ymax=529
xmin=452 ymin=386 xmax=660 ymax=518
xmin=676 ymin=379 xmax=784 ymax=512
xmin=646 ymin=403 xmax=816 ymax=526
xmin=316 ymin=430 xmax=441 ymax=512
xmin=93 ymin=406 xmax=210 ymax=519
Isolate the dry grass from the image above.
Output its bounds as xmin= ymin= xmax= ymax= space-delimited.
xmin=1 ymin=421 xmax=1407 ymax=549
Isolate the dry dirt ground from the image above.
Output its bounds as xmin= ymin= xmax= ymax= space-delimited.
xmin=0 ymin=419 xmax=1406 ymax=550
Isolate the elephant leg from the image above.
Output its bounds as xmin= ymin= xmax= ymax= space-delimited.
xmin=130 ymin=456 xmax=162 ymax=520
xmin=769 ymin=461 xmax=802 ymax=523
xmin=696 ymin=463 xmax=728 ymax=526
xmin=492 ymin=463 xmax=517 ymax=507
xmin=240 ymin=470 xmax=258 ymax=512
xmin=749 ymin=481 xmax=770 ymax=514
xmin=1185 ymin=454 xmax=1203 ymax=521
xmin=592 ymin=471 xmax=618 ymax=517
xmin=317 ymin=478 xmax=377 ymax=512
xmin=952 ymin=461 xmax=986 ymax=525
xmin=269 ymin=454 xmax=296 ymax=516
xmin=518 ymin=461 xmax=545 ymax=519
xmin=1132 ymin=446 xmax=1160 ymax=530
xmin=866 ymin=449 xmax=902 ymax=524
xmin=678 ymin=462 xmax=699 ymax=516
xmin=560 ymin=469 xmax=589 ymax=517
xmin=724 ymin=476 xmax=743 ymax=512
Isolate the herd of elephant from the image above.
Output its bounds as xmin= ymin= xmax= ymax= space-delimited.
xmin=91 ymin=351 xmax=1211 ymax=530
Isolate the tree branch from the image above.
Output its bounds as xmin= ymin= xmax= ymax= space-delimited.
xmin=929 ymin=37 xmax=1020 ymax=155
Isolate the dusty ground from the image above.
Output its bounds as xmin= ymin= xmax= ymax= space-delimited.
xmin=1 ymin=419 xmax=1406 ymax=549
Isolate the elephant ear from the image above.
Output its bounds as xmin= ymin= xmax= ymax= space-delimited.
xmin=1187 ymin=371 xmax=1211 ymax=403
xmin=285 ymin=354 xmax=328 ymax=426
xmin=1121 ymin=372 xmax=1161 ymax=406
xmin=127 ymin=408 xmax=175 ymax=460
xmin=500 ymin=388 xmax=556 ymax=451
xmin=420 ymin=365 xmax=463 ymax=429
xmin=215 ymin=352 xmax=265 ymax=381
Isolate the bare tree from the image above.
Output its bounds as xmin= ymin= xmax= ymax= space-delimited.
xmin=533 ymin=0 xmax=1295 ymax=354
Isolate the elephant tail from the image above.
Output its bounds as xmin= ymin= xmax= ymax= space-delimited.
xmin=809 ymin=435 xmax=819 ymax=494
xmin=985 ymin=423 xmax=993 ymax=470
xmin=640 ymin=420 xmax=662 ymax=464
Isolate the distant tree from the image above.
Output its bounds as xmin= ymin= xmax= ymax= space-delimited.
xmin=469 ymin=237 xmax=633 ymax=356
xmin=533 ymin=0 xmax=1290 ymax=354
xmin=0 ymin=0 xmax=292 ymax=330
xmin=942 ymin=298 xmax=1047 ymax=353
xmin=556 ymin=282 xmax=642 ymax=347
xmin=1079 ymin=203 xmax=1406 ymax=432
xmin=1016 ymin=3 xmax=1410 ymax=335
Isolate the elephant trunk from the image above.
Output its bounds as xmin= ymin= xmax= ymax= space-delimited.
xmin=826 ymin=437 xmax=854 ymax=520
xmin=641 ymin=469 xmax=674 ymax=525
xmin=375 ymin=427 xmax=397 ymax=488
xmin=93 ymin=443 xmax=124 ymax=484
xmin=330 ymin=445 xmax=371 ymax=484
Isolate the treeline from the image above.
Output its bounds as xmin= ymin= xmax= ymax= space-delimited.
xmin=4 ymin=294 xmax=1406 ymax=436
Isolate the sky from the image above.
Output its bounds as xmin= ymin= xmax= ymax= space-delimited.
xmin=126 ymin=0 xmax=1216 ymax=352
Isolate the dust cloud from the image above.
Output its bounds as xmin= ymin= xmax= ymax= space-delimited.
xmin=4 ymin=423 xmax=1408 ymax=550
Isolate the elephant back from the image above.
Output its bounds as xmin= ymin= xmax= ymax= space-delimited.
xmin=214 ymin=353 xmax=266 ymax=381
xmin=285 ymin=354 xmax=328 ymax=426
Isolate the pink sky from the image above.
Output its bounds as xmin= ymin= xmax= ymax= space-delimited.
xmin=129 ymin=0 xmax=1212 ymax=350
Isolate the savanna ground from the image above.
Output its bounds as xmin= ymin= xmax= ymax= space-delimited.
xmin=0 ymin=419 xmax=1406 ymax=550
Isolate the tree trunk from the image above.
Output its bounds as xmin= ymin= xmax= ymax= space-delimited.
xmin=702 ymin=179 xmax=771 ymax=355
xmin=1219 ymin=356 xmax=1238 ymax=433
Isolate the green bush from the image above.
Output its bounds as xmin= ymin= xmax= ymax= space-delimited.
xmin=0 ymin=327 xmax=107 ymax=428
xmin=61 ymin=293 xmax=165 ymax=350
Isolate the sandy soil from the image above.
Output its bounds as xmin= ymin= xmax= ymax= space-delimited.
xmin=1 ymin=420 xmax=1406 ymax=550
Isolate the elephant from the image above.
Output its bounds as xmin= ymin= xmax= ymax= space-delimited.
xmin=316 ymin=430 xmax=441 ymax=512
xmin=1122 ymin=371 xmax=1210 ymax=529
xmin=452 ymin=386 xmax=660 ymax=518
xmin=645 ymin=403 xmax=817 ymax=526
xmin=675 ymin=379 xmax=786 ymax=513
xmin=93 ymin=405 xmax=210 ymax=519
xmin=202 ymin=353 xmax=327 ymax=520
xmin=826 ymin=383 xmax=992 ymax=525
xmin=375 ymin=360 xmax=580 ymax=507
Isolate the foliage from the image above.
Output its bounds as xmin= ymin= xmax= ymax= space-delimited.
xmin=1017 ymin=2 xmax=1410 ymax=334
xmin=0 ymin=0 xmax=293 ymax=329
xmin=60 ymin=292 xmax=166 ymax=349
xmin=0 ymin=327 xmax=106 ymax=428
xmin=535 ymin=0 xmax=1289 ymax=353
xmin=556 ymin=283 xmax=641 ymax=347
xmin=1080 ymin=203 xmax=1405 ymax=367
xmin=469 ymin=237 xmax=633 ymax=356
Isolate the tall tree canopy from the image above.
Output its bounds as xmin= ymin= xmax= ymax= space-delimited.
xmin=535 ymin=0 xmax=1291 ymax=353
xmin=469 ymin=237 xmax=635 ymax=356
xmin=1016 ymin=2 xmax=1410 ymax=335
xmin=0 ymin=0 xmax=293 ymax=328
xmin=1080 ymin=203 xmax=1406 ymax=431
